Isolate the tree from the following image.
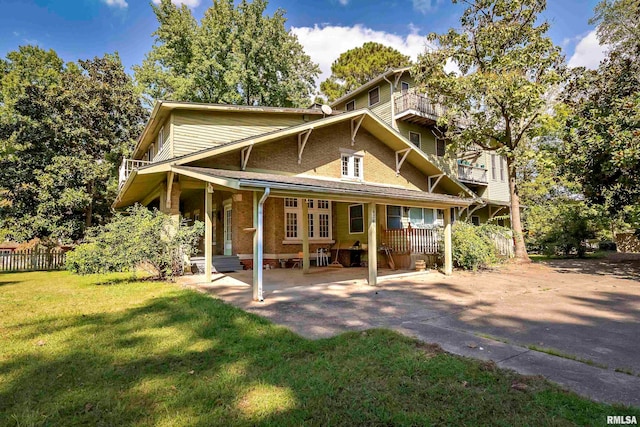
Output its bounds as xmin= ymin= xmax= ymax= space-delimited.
xmin=561 ymin=0 xmax=640 ymax=227
xmin=320 ymin=42 xmax=411 ymax=101
xmin=134 ymin=0 xmax=319 ymax=107
xmin=0 ymin=48 xmax=147 ymax=242
xmin=412 ymin=0 xmax=564 ymax=261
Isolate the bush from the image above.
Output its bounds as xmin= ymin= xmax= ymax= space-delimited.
xmin=598 ymin=240 xmax=617 ymax=251
xmin=66 ymin=205 xmax=204 ymax=279
xmin=451 ymin=222 xmax=499 ymax=270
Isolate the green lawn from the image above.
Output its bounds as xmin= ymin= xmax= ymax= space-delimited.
xmin=1 ymin=272 xmax=637 ymax=426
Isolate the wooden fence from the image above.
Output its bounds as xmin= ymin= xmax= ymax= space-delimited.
xmin=0 ymin=249 xmax=67 ymax=272
xmin=490 ymin=233 xmax=515 ymax=258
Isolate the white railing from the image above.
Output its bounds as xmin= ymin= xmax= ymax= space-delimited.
xmin=490 ymin=232 xmax=515 ymax=258
xmin=394 ymin=92 xmax=446 ymax=120
xmin=118 ymin=158 xmax=151 ymax=189
xmin=457 ymin=164 xmax=488 ymax=184
xmin=382 ymin=227 xmax=441 ymax=254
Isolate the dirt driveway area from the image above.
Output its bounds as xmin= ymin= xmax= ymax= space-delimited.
xmin=191 ymin=255 xmax=640 ymax=406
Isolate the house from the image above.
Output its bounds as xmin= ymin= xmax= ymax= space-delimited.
xmin=330 ymin=67 xmax=512 ymax=228
xmin=0 ymin=241 xmax=19 ymax=255
xmin=114 ymin=101 xmax=477 ymax=300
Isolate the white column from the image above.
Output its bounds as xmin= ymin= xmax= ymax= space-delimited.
xmin=252 ymin=191 xmax=259 ymax=299
xmin=302 ymin=199 xmax=310 ymax=273
xmin=367 ymin=203 xmax=377 ymax=286
xmin=443 ymin=207 xmax=453 ymax=275
xmin=204 ymin=187 xmax=213 ymax=282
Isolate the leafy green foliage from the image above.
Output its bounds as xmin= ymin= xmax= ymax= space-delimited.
xmin=135 ymin=0 xmax=319 ymax=107
xmin=452 ymin=222 xmax=500 ymax=270
xmin=561 ymin=0 xmax=640 ymax=226
xmin=66 ymin=205 xmax=204 ymax=279
xmin=320 ymin=42 xmax=410 ymax=101
xmin=412 ymin=0 xmax=565 ymax=260
xmin=0 ymin=48 xmax=146 ymax=242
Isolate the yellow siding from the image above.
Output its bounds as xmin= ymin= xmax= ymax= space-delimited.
xmin=172 ymin=110 xmax=309 ymax=158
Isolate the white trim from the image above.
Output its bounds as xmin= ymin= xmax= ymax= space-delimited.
xmin=408 ymin=131 xmax=421 ymax=149
xmin=345 ymin=99 xmax=356 ymax=111
xmin=341 ymin=152 xmax=364 ymax=180
xmin=348 ymin=203 xmax=365 ymax=234
xmin=368 ymin=86 xmax=380 ymax=107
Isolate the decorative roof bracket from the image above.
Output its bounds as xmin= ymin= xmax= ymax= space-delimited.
xmin=395 ymin=148 xmax=412 ymax=176
xmin=351 ymin=115 xmax=365 ymax=146
xmin=297 ymin=129 xmax=313 ymax=164
xmin=241 ymin=145 xmax=253 ymax=171
xmin=428 ymin=173 xmax=444 ymax=193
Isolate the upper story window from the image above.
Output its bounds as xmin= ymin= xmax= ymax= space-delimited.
xmin=345 ymin=100 xmax=356 ymax=111
xmin=146 ymin=145 xmax=154 ymax=161
xmin=409 ymin=131 xmax=421 ymax=148
xmin=157 ymin=126 xmax=165 ymax=152
xmin=491 ymin=154 xmax=506 ymax=181
xmin=368 ymin=86 xmax=380 ymax=106
xmin=401 ymin=81 xmax=410 ymax=93
xmin=436 ymin=138 xmax=446 ymax=157
xmin=341 ymin=152 xmax=363 ymax=180
xmin=500 ymin=156 xmax=506 ymax=181
xmin=284 ymin=198 xmax=332 ymax=241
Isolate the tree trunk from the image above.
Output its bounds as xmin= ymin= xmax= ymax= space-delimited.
xmin=506 ymin=156 xmax=530 ymax=262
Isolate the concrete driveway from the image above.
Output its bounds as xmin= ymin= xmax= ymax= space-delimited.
xmin=189 ymin=256 xmax=640 ymax=407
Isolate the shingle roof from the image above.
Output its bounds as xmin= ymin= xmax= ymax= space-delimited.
xmin=176 ymin=166 xmax=473 ymax=206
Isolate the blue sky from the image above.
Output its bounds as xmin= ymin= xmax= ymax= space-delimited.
xmin=0 ymin=0 xmax=606 ymax=86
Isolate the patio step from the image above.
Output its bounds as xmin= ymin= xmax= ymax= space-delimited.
xmin=191 ymin=256 xmax=244 ymax=274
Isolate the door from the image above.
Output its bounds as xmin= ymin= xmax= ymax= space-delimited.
xmin=223 ymin=204 xmax=232 ymax=255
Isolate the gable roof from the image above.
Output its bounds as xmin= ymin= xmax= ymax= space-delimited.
xmin=132 ymin=100 xmax=331 ymax=160
xmin=329 ymin=67 xmax=410 ymax=107
xmin=132 ymin=108 xmax=475 ymax=199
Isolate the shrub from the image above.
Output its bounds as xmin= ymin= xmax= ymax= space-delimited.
xmin=66 ymin=205 xmax=204 ymax=279
xmin=451 ymin=222 xmax=499 ymax=270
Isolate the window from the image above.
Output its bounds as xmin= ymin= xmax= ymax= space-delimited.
xmin=499 ymin=156 xmax=506 ymax=182
xmin=147 ymin=145 xmax=154 ymax=161
xmin=368 ymin=86 xmax=380 ymax=106
xmin=491 ymin=154 xmax=497 ymax=181
xmin=471 ymin=216 xmax=480 ymax=226
xmin=435 ymin=209 xmax=444 ymax=226
xmin=401 ymin=81 xmax=410 ymax=93
xmin=157 ymin=126 xmax=165 ymax=152
xmin=349 ymin=204 xmax=364 ymax=234
xmin=341 ymin=153 xmax=363 ymax=180
xmin=284 ymin=198 xmax=332 ymax=241
xmin=409 ymin=131 xmax=421 ymax=148
xmin=408 ymin=208 xmax=438 ymax=227
xmin=345 ymin=100 xmax=355 ymax=111
xmin=497 ymin=218 xmax=505 ymax=227
xmin=436 ymin=138 xmax=446 ymax=157
xmin=193 ymin=209 xmax=200 ymax=222
xmin=387 ymin=206 xmax=403 ymax=229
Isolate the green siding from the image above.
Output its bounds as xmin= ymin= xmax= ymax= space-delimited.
xmin=334 ymin=202 xmax=369 ymax=244
xmin=172 ymin=110 xmax=308 ymax=158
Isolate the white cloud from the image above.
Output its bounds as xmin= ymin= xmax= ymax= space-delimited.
xmin=151 ymin=0 xmax=201 ymax=7
xmin=412 ymin=0 xmax=443 ymax=14
xmin=567 ymin=30 xmax=608 ymax=69
xmin=291 ymin=24 xmax=432 ymax=90
xmin=102 ymin=0 xmax=128 ymax=8
xmin=337 ymin=0 xmax=349 ymax=5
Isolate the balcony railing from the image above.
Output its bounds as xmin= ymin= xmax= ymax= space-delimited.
xmin=382 ymin=227 xmax=441 ymax=254
xmin=118 ymin=158 xmax=151 ymax=189
xmin=394 ymin=92 xmax=446 ymax=120
xmin=457 ymin=163 xmax=488 ymax=184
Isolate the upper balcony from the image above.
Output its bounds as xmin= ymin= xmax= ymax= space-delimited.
xmin=394 ymin=92 xmax=446 ymax=126
xmin=118 ymin=158 xmax=151 ymax=189
xmin=457 ymin=162 xmax=488 ymax=186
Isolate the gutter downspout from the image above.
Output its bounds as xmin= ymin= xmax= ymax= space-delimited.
xmin=254 ymin=187 xmax=270 ymax=302
xmin=383 ymin=75 xmax=398 ymax=130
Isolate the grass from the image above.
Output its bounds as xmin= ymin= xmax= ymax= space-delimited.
xmin=1 ymin=272 xmax=638 ymax=426
xmin=530 ymin=250 xmax=611 ymax=263
xmin=526 ymin=345 xmax=609 ymax=369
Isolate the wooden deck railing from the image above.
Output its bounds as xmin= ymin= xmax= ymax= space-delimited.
xmin=118 ymin=158 xmax=151 ymax=189
xmin=0 ymin=249 xmax=67 ymax=272
xmin=394 ymin=92 xmax=446 ymax=120
xmin=382 ymin=227 xmax=441 ymax=254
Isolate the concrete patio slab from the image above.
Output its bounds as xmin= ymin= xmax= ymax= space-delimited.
xmin=185 ymin=257 xmax=640 ymax=407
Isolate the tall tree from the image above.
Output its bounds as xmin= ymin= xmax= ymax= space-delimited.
xmin=412 ymin=0 xmax=564 ymax=261
xmin=320 ymin=42 xmax=411 ymax=101
xmin=0 ymin=49 xmax=146 ymax=242
xmin=561 ymin=0 xmax=640 ymax=226
xmin=134 ymin=0 xmax=319 ymax=107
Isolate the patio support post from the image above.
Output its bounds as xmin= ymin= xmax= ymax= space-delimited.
xmin=253 ymin=188 xmax=270 ymax=301
xmin=302 ymin=199 xmax=310 ymax=273
xmin=204 ymin=186 xmax=213 ymax=282
xmin=252 ymin=191 xmax=259 ymax=298
xmin=443 ymin=207 xmax=453 ymax=275
xmin=367 ymin=203 xmax=377 ymax=286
